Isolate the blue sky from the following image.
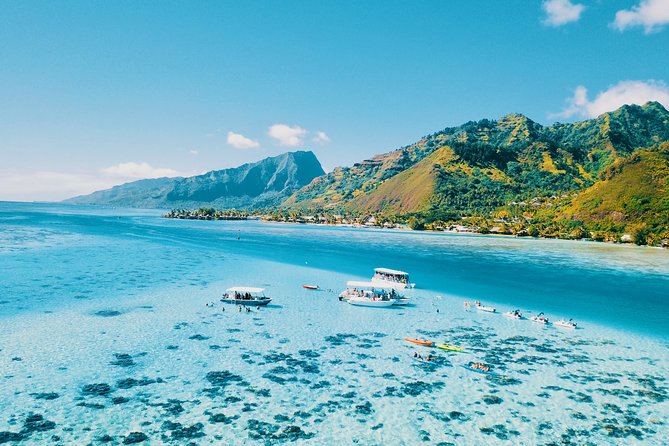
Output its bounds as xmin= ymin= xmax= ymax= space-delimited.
xmin=1 ymin=0 xmax=668 ymax=200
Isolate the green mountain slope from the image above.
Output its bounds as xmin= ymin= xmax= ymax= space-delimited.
xmin=286 ymin=102 xmax=669 ymax=218
xmin=560 ymin=142 xmax=669 ymax=243
xmin=65 ymin=151 xmax=324 ymax=209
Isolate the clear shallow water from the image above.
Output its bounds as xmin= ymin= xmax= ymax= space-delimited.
xmin=1 ymin=202 xmax=668 ymax=445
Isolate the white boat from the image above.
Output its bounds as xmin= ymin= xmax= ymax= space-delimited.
xmin=554 ymin=319 xmax=577 ymax=329
xmin=221 ymin=287 xmax=272 ymax=306
xmin=371 ymin=268 xmax=415 ymax=289
xmin=530 ymin=312 xmax=549 ymax=324
xmin=339 ymin=281 xmax=405 ymax=306
xmin=475 ymin=302 xmax=496 ymax=313
xmin=392 ymin=297 xmax=411 ymax=306
xmin=504 ymin=310 xmax=523 ymax=319
xmin=348 ymin=295 xmax=395 ymax=307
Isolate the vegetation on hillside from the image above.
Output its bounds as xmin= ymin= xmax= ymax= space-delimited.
xmin=282 ymin=102 xmax=669 ymax=246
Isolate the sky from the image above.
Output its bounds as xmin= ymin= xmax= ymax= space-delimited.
xmin=1 ymin=0 xmax=668 ymax=201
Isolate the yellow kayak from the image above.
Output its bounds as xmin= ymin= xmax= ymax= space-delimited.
xmin=436 ymin=343 xmax=464 ymax=352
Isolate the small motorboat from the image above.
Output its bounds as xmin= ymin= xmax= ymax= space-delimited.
xmin=504 ymin=310 xmax=523 ymax=319
xmin=530 ymin=312 xmax=549 ymax=325
xmin=462 ymin=362 xmax=497 ymax=375
xmin=554 ymin=319 xmax=577 ymax=329
xmin=404 ymin=337 xmax=434 ymax=347
xmin=476 ymin=302 xmax=496 ymax=313
xmin=436 ymin=343 xmax=464 ymax=352
xmin=221 ymin=287 xmax=272 ymax=306
xmin=303 ymin=285 xmax=319 ymax=290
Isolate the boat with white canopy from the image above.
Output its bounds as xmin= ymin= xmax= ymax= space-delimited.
xmin=371 ymin=268 xmax=415 ymax=289
xmin=339 ymin=281 xmax=407 ymax=306
xmin=221 ymin=287 xmax=272 ymax=306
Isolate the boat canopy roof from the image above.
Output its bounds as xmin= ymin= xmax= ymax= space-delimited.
xmin=346 ymin=280 xmax=397 ymax=289
xmin=226 ymin=286 xmax=265 ymax=294
xmin=374 ymin=267 xmax=409 ymax=276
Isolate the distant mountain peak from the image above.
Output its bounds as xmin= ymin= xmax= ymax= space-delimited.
xmin=65 ymin=150 xmax=325 ymax=209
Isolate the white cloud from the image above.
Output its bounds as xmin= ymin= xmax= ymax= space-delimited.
xmin=313 ymin=131 xmax=331 ymax=144
xmin=101 ymin=162 xmax=179 ymax=179
xmin=268 ymin=124 xmax=307 ymax=147
xmin=0 ymin=162 xmax=188 ymax=202
xmin=0 ymin=171 xmax=110 ymax=202
xmin=226 ymin=131 xmax=260 ymax=149
xmin=189 ymin=149 xmax=199 ymax=155
xmin=542 ymin=0 xmax=585 ymax=26
xmin=613 ymin=0 xmax=669 ymax=33
xmin=554 ymin=80 xmax=669 ymax=119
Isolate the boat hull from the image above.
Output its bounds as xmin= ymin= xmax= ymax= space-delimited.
xmin=555 ymin=321 xmax=577 ymax=329
xmin=370 ymin=278 xmax=415 ymax=289
xmin=347 ymin=299 xmax=394 ymax=307
xmin=221 ymin=298 xmax=272 ymax=306
xmin=348 ymin=299 xmax=394 ymax=308
xmin=477 ymin=306 xmax=496 ymax=313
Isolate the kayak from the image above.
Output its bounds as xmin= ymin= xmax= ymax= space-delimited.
xmin=503 ymin=311 xmax=522 ymax=319
xmin=462 ymin=364 xmax=497 ymax=375
xmin=303 ymin=285 xmax=319 ymax=290
xmin=436 ymin=343 xmax=464 ymax=352
xmin=404 ymin=337 xmax=434 ymax=347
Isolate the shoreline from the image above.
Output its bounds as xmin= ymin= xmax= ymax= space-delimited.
xmin=165 ymin=213 xmax=669 ymax=251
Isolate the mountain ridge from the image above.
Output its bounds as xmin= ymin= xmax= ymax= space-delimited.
xmin=65 ymin=151 xmax=325 ymax=209
xmin=285 ymin=101 xmax=669 ymax=216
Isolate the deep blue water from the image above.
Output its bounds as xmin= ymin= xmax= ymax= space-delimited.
xmin=2 ymin=202 xmax=667 ymax=337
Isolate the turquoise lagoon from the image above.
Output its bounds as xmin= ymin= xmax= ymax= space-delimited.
xmin=1 ymin=202 xmax=668 ymax=445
